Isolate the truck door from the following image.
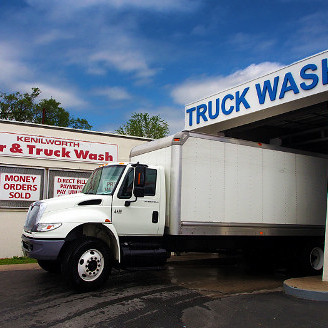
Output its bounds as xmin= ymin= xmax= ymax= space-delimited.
xmin=111 ymin=167 xmax=160 ymax=236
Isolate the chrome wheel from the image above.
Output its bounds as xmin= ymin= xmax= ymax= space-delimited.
xmin=77 ymin=248 xmax=105 ymax=281
xmin=62 ymin=238 xmax=111 ymax=291
xmin=310 ymin=247 xmax=324 ymax=271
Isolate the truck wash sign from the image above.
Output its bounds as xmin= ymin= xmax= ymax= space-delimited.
xmin=0 ymin=132 xmax=118 ymax=164
xmin=0 ymin=173 xmax=41 ymax=201
xmin=185 ymin=50 xmax=328 ymax=130
xmin=54 ymin=176 xmax=87 ymax=197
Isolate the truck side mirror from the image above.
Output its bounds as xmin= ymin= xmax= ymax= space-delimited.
xmin=134 ymin=165 xmax=146 ymax=198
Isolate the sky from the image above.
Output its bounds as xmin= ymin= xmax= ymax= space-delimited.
xmin=0 ymin=0 xmax=328 ymax=134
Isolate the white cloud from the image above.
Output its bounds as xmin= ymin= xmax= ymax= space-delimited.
xmin=283 ymin=11 xmax=328 ymax=57
xmin=156 ymin=106 xmax=185 ymax=134
xmin=63 ymin=23 xmax=158 ymax=82
xmin=94 ymin=87 xmax=132 ymax=101
xmin=0 ymin=43 xmax=87 ymax=110
xmin=26 ymin=0 xmax=200 ymax=13
xmin=228 ymin=33 xmax=276 ymax=53
xmin=171 ymin=62 xmax=283 ymax=105
xmin=18 ymin=82 xmax=87 ymax=109
xmin=89 ymin=49 xmax=157 ymax=79
xmin=20 ymin=0 xmax=178 ymax=83
xmin=102 ymin=0 xmax=199 ymax=12
xmin=35 ymin=29 xmax=73 ymax=45
xmin=99 ymin=123 xmax=120 ymax=134
xmin=191 ymin=25 xmax=207 ymax=36
xmin=0 ymin=43 xmax=32 ymax=89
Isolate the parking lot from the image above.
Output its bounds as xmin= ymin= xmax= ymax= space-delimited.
xmin=0 ymin=253 xmax=327 ymax=328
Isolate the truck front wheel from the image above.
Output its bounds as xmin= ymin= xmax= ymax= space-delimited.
xmin=61 ymin=238 xmax=111 ymax=291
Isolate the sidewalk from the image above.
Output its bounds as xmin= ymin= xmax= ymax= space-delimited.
xmin=0 ymin=263 xmax=40 ymax=272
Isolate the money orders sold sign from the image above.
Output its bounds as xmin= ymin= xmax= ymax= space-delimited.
xmin=0 ymin=173 xmax=41 ymax=201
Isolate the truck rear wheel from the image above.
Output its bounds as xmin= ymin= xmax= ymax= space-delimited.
xmin=309 ymin=246 xmax=324 ymax=272
xmin=297 ymin=244 xmax=324 ymax=275
xmin=61 ymin=238 xmax=111 ymax=291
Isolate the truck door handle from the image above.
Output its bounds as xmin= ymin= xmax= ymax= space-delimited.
xmin=152 ymin=211 xmax=159 ymax=223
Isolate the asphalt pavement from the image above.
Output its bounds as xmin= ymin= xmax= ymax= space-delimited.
xmin=0 ymin=254 xmax=327 ymax=328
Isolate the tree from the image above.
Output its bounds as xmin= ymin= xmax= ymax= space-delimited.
xmin=34 ymin=98 xmax=70 ymax=126
xmin=0 ymin=88 xmax=92 ymax=130
xmin=0 ymin=88 xmax=40 ymax=122
xmin=116 ymin=112 xmax=169 ymax=139
xmin=70 ymin=117 xmax=93 ymax=130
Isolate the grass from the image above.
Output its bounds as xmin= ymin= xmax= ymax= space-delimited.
xmin=0 ymin=257 xmax=37 ymax=265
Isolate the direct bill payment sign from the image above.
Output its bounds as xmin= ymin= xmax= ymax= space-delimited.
xmin=0 ymin=173 xmax=41 ymax=201
xmin=0 ymin=132 xmax=118 ymax=164
xmin=54 ymin=176 xmax=87 ymax=197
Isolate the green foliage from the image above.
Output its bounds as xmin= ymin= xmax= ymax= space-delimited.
xmin=0 ymin=87 xmax=40 ymax=122
xmin=0 ymin=88 xmax=92 ymax=130
xmin=0 ymin=256 xmax=37 ymax=265
xmin=34 ymin=98 xmax=70 ymax=126
xmin=116 ymin=112 xmax=169 ymax=139
xmin=70 ymin=117 xmax=93 ymax=130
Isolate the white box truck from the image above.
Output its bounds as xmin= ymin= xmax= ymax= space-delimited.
xmin=22 ymin=132 xmax=327 ymax=290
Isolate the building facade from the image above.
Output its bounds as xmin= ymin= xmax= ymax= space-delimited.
xmin=0 ymin=120 xmax=151 ymax=257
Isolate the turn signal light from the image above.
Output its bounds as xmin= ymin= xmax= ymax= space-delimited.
xmin=35 ymin=223 xmax=62 ymax=232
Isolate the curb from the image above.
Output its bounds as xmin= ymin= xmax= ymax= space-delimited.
xmin=284 ymin=276 xmax=328 ymax=301
xmin=0 ymin=263 xmax=40 ymax=272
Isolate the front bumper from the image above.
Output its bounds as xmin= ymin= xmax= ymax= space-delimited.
xmin=22 ymin=234 xmax=65 ymax=260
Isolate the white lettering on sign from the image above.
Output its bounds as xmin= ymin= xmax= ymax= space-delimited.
xmin=0 ymin=173 xmax=41 ymax=201
xmin=0 ymin=133 xmax=118 ymax=164
xmin=53 ymin=176 xmax=88 ymax=197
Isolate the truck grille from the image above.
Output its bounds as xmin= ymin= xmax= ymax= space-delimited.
xmin=24 ymin=202 xmax=41 ymax=232
xmin=22 ymin=240 xmax=33 ymax=252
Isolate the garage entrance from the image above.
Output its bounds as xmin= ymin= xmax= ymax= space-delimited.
xmin=223 ymin=101 xmax=328 ymax=155
xmin=184 ymin=50 xmax=328 ymax=281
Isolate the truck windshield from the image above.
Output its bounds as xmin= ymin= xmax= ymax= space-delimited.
xmin=82 ymin=165 xmax=126 ymax=195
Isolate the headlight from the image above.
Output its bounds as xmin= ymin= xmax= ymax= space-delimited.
xmin=24 ymin=202 xmax=47 ymax=232
xmin=33 ymin=223 xmax=62 ymax=232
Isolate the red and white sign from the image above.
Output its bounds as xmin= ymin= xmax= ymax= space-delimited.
xmin=54 ymin=176 xmax=87 ymax=197
xmin=0 ymin=132 xmax=118 ymax=164
xmin=0 ymin=173 xmax=41 ymax=201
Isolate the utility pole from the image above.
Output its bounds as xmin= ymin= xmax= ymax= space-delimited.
xmin=42 ymin=108 xmax=46 ymax=124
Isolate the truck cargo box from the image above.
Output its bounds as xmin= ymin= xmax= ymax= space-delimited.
xmin=131 ymin=131 xmax=328 ymax=237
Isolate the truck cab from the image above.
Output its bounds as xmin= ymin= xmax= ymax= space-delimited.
xmin=22 ymin=163 xmax=167 ymax=290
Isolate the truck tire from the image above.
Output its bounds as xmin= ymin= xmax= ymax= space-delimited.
xmin=61 ymin=238 xmax=111 ymax=291
xmin=38 ymin=260 xmax=61 ymax=273
xmin=298 ymin=244 xmax=324 ymax=275
xmin=308 ymin=246 xmax=324 ymax=272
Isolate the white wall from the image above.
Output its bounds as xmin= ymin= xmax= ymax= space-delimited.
xmin=0 ymin=209 xmax=27 ymax=257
